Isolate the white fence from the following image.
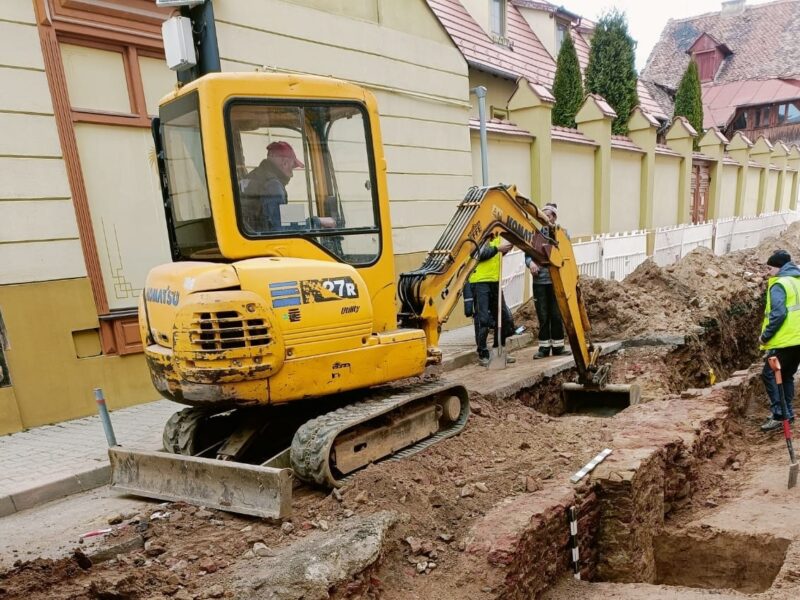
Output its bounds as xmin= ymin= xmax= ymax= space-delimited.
xmin=571 ymin=231 xmax=648 ymax=281
xmin=570 ymin=210 xmax=799 ymax=282
xmin=653 ymin=221 xmax=714 ymax=265
xmin=501 ymin=248 xmax=526 ymax=310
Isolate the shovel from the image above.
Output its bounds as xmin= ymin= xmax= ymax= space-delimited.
xmin=767 ymin=356 xmax=799 ymax=489
xmin=488 ymin=248 xmax=507 ymax=370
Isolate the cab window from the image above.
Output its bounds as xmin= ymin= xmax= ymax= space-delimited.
xmin=226 ymin=101 xmax=380 ymax=266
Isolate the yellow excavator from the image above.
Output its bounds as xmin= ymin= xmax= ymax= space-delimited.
xmin=109 ymin=71 xmax=635 ymax=518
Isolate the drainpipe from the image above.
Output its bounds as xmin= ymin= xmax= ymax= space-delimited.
xmin=471 ymin=85 xmax=489 ymax=186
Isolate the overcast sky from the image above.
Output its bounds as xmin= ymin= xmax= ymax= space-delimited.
xmin=562 ymin=0 xmax=775 ymax=72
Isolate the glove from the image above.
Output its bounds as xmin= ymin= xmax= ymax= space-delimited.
xmin=464 ymin=297 xmax=474 ymax=318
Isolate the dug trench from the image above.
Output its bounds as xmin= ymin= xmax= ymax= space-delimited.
xmin=1 ymin=226 xmax=800 ymax=600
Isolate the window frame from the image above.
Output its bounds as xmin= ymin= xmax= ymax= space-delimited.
xmin=489 ymin=0 xmax=506 ymax=38
xmin=158 ymin=91 xmax=220 ymax=262
xmin=223 ymin=97 xmax=384 ymax=267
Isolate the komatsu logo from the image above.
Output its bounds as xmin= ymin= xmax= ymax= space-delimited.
xmin=505 ymin=215 xmax=535 ymax=245
xmin=145 ymin=286 xmax=180 ymax=306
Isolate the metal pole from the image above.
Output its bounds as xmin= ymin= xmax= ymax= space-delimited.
xmin=94 ymin=388 xmax=118 ymax=447
xmin=470 ymin=86 xmax=489 ymax=186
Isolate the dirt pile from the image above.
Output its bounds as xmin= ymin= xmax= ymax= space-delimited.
xmin=3 ymin=226 xmax=800 ymax=599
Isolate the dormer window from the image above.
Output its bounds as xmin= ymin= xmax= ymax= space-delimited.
xmin=687 ymin=32 xmax=732 ymax=83
xmin=556 ymin=20 xmax=568 ymax=54
xmin=490 ymin=0 xmax=506 ymax=37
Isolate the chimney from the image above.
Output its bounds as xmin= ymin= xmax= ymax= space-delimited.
xmin=721 ymin=0 xmax=745 ymax=16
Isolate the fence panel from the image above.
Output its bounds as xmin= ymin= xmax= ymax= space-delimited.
xmin=713 ymin=218 xmax=736 ymax=256
xmin=602 ymin=231 xmax=648 ymax=281
xmin=729 ymin=215 xmax=763 ymax=251
xmin=653 ymin=225 xmax=684 ymax=266
xmin=501 ymin=248 xmax=526 ymax=310
xmin=573 ymin=237 xmax=602 ymax=277
xmin=681 ymin=221 xmax=714 ymax=257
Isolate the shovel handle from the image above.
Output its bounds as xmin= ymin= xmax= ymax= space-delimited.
xmin=769 ymin=355 xmax=783 ymax=385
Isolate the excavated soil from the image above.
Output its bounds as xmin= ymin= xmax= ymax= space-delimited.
xmin=2 ymin=225 xmax=800 ymax=600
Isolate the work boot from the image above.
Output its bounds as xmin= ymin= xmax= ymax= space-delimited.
xmin=478 ymin=357 xmax=490 ymax=367
xmin=534 ymin=346 xmax=550 ymax=359
xmin=761 ymin=417 xmax=783 ymax=432
xmin=551 ymin=346 xmax=566 ymax=356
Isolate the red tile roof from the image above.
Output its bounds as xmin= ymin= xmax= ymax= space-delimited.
xmin=702 ymin=78 xmax=800 ymax=129
xmin=656 ymin=144 xmax=682 ymax=157
xmin=427 ymin=0 xmax=556 ymax=85
xmin=643 ymin=0 xmax=800 ymax=89
xmin=611 ymin=135 xmax=643 ymax=152
xmin=469 ymin=117 xmax=533 ymax=137
xmin=551 ymin=126 xmax=596 ymax=145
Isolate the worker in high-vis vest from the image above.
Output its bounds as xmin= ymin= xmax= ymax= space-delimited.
xmin=759 ymin=249 xmax=800 ymax=432
xmin=469 ymin=233 xmax=517 ymax=367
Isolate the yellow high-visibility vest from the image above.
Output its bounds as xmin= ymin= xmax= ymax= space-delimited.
xmin=469 ymin=237 xmax=501 ymax=284
xmin=761 ymin=275 xmax=800 ymax=349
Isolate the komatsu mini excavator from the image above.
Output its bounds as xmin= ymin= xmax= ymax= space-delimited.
xmin=108 ymin=71 xmax=635 ymax=518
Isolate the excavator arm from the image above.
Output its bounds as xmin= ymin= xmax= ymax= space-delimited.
xmin=398 ymin=185 xmax=602 ymax=387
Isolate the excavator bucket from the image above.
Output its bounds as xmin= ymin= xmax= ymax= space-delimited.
xmin=562 ymin=382 xmax=641 ymax=417
xmin=108 ymin=447 xmax=293 ymax=519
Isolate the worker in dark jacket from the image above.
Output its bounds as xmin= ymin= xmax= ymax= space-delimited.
xmin=760 ymin=250 xmax=800 ymax=432
xmin=525 ymin=203 xmax=566 ymax=359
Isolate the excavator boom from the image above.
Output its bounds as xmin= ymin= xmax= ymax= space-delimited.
xmin=398 ymin=184 xmax=637 ymax=406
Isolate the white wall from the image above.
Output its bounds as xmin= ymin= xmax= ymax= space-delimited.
xmin=0 ymin=1 xmax=86 ymax=285
xmin=552 ymin=141 xmax=595 ymax=237
xmin=214 ymin=0 xmax=471 ymax=257
xmin=744 ymin=169 xmax=761 ymax=215
xmin=719 ymin=164 xmax=739 ymax=218
xmin=471 ymin=133 xmax=532 ymax=193
xmin=653 ymin=155 xmax=680 ymax=228
xmin=610 ymin=150 xmax=642 ymax=232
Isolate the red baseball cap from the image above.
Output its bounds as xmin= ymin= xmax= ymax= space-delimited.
xmin=267 ymin=141 xmax=304 ymax=169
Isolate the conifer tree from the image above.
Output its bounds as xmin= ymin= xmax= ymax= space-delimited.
xmin=552 ymin=33 xmax=584 ymax=128
xmin=674 ymin=59 xmax=704 ymax=148
xmin=584 ymin=9 xmax=638 ymax=134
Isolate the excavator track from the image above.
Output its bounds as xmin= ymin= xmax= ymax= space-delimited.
xmin=290 ymin=380 xmax=469 ymax=488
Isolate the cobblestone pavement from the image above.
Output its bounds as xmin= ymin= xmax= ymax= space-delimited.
xmin=0 ymin=323 xmax=528 ymax=517
xmin=0 ymin=399 xmax=174 ymax=516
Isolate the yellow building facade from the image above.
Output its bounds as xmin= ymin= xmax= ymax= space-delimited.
xmin=0 ymin=0 xmax=471 ymax=434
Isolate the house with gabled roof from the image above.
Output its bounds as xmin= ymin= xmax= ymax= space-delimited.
xmin=428 ymin=0 xmax=669 ymax=128
xmin=642 ymin=0 xmax=800 ymax=145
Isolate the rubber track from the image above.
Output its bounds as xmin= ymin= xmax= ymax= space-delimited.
xmin=290 ymin=380 xmax=469 ymax=488
xmin=162 ymin=407 xmax=208 ymax=455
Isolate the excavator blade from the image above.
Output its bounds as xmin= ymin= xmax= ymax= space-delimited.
xmin=562 ymin=382 xmax=641 ymax=417
xmin=108 ymin=447 xmax=293 ymax=519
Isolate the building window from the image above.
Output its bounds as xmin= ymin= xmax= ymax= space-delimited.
xmin=490 ymin=0 xmax=506 ymax=37
xmin=556 ymin=22 xmax=568 ymax=54
xmin=785 ymin=102 xmax=800 ymax=125
xmin=755 ymin=106 xmax=771 ymax=128
xmin=491 ymin=106 xmax=509 ymax=120
xmin=733 ymin=110 xmax=748 ymax=130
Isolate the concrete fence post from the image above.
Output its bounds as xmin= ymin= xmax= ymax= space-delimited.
xmin=697 ymin=128 xmax=728 ymax=221
xmin=576 ymin=94 xmax=616 ymax=234
xmin=627 ymin=106 xmax=659 ymax=232
xmin=508 ymin=77 xmax=554 ymax=206
xmin=772 ymin=141 xmax=790 ymax=212
xmin=727 ymin=132 xmax=754 ymax=217
xmin=787 ymin=145 xmax=800 ymax=211
xmin=749 ymin=136 xmax=774 ymax=215
xmin=665 ymin=116 xmax=698 ymax=225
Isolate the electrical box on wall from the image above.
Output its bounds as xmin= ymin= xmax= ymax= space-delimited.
xmin=162 ymin=16 xmax=196 ymax=72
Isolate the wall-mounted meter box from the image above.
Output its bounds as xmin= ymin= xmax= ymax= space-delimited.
xmin=162 ymin=16 xmax=196 ymax=72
